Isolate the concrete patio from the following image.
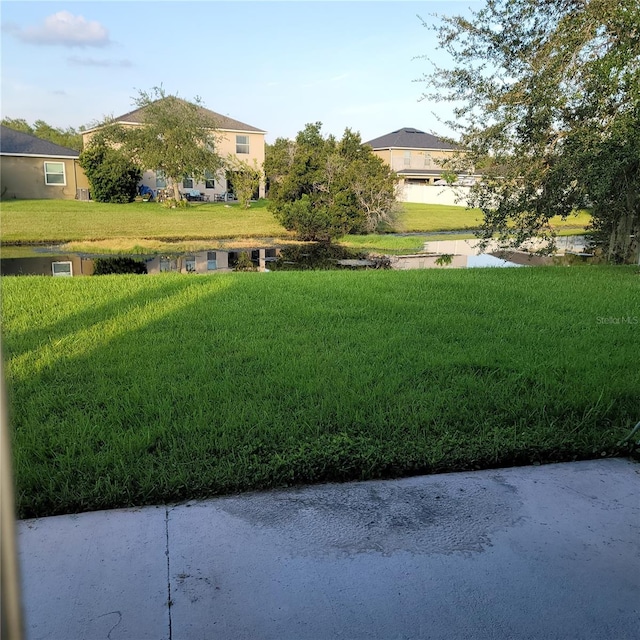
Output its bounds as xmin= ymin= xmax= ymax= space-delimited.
xmin=16 ymin=458 xmax=640 ymax=640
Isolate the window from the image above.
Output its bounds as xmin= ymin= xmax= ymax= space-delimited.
xmin=204 ymin=170 xmax=215 ymax=189
xmin=403 ymin=151 xmax=411 ymax=167
xmin=207 ymin=251 xmax=217 ymax=270
xmin=424 ymin=154 xmax=432 ymax=168
xmin=52 ymin=261 xmax=72 ymax=277
xmin=236 ymin=135 xmax=249 ymax=154
xmin=183 ymin=176 xmax=193 ymax=189
xmin=44 ymin=162 xmax=65 ymax=186
xmin=159 ymin=257 xmax=176 ymax=272
xmin=156 ymin=170 xmax=167 ymax=188
xmin=185 ymin=256 xmax=196 ymax=272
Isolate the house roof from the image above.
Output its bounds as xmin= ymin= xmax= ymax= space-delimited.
xmin=365 ymin=127 xmax=457 ymax=151
xmin=106 ymin=98 xmax=266 ymax=134
xmin=0 ymin=125 xmax=79 ymax=157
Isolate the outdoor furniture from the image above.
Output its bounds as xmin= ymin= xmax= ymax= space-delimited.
xmin=185 ymin=189 xmax=204 ymax=201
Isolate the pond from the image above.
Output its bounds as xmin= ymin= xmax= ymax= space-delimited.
xmin=0 ymin=237 xmax=589 ymax=276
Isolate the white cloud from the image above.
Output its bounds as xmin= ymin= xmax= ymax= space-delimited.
xmin=68 ymin=56 xmax=133 ymax=68
xmin=13 ymin=11 xmax=110 ymax=48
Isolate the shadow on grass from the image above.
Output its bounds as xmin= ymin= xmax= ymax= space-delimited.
xmin=3 ymin=268 xmax=639 ymax=518
xmin=2 ymin=276 xmax=223 ymax=362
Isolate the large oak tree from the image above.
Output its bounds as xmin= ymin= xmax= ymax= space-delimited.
xmin=99 ymin=87 xmax=224 ymax=204
xmin=419 ymin=0 xmax=640 ymax=263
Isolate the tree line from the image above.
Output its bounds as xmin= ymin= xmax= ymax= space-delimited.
xmin=1 ymin=117 xmax=84 ymax=151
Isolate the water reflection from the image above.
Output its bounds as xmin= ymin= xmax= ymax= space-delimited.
xmin=0 ymin=245 xmax=386 ymax=276
xmin=0 ymin=254 xmax=95 ymax=277
xmin=1 ymin=237 xmax=588 ymax=276
xmin=265 ymin=244 xmax=387 ymax=271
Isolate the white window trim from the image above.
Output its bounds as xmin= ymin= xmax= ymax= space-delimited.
xmin=52 ymin=261 xmax=73 ymax=277
xmin=236 ymin=135 xmax=250 ymax=154
xmin=44 ymin=161 xmax=66 ymax=186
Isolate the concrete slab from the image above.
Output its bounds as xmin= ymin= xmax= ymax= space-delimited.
xmin=15 ymin=459 xmax=639 ymax=640
xmin=167 ymin=459 xmax=639 ymax=640
xmin=18 ymin=505 xmax=169 ymax=640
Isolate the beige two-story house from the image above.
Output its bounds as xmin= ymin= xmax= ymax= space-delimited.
xmin=364 ymin=127 xmax=462 ymax=187
xmin=82 ymin=100 xmax=266 ymax=200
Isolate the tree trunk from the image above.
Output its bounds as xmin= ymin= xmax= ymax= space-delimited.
xmin=171 ymin=180 xmax=181 ymax=202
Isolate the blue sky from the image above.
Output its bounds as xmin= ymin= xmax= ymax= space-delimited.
xmin=1 ymin=1 xmax=478 ymax=144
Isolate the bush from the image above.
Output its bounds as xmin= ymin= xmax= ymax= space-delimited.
xmin=79 ymin=143 xmax=142 ymax=203
xmin=93 ymin=257 xmax=147 ymax=275
xmin=266 ymin=124 xmax=400 ymax=241
xmin=233 ymin=252 xmax=257 ymax=272
xmin=160 ymin=198 xmax=188 ymax=209
xmin=277 ymin=195 xmax=338 ymax=242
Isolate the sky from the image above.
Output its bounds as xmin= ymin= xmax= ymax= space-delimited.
xmin=1 ymin=0 xmax=479 ymax=144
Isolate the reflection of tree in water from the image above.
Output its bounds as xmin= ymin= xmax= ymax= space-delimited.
xmin=268 ymin=243 xmax=390 ymax=271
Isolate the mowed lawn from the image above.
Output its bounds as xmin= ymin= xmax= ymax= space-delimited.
xmin=0 ymin=199 xmax=289 ymax=243
xmin=0 ymin=199 xmax=592 ymax=246
xmin=2 ymin=266 xmax=638 ymax=518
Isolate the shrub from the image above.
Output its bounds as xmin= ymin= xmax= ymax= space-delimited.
xmin=277 ymin=195 xmax=338 ymax=243
xmin=266 ymin=124 xmax=400 ymax=241
xmin=93 ymin=257 xmax=147 ymax=275
xmin=233 ymin=252 xmax=257 ymax=272
xmin=160 ymin=198 xmax=188 ymax=209
xmin=79 ymin=143 xmax=142 ymax=203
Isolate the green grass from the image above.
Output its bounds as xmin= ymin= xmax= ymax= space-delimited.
xmin=337 ymin=234 xmax=437 ymax=254
xmin=2 ymin=267 xmax=638 ymax=518
xmin=400 ymin=203 xmax=484 ymax=232
xmin=400 ymin=203 xmax=592 ymax=233
xmin=1 ymin=199 xmax=592 ymax=249
xmin=0 ymin=198 xmax=289 ymax=244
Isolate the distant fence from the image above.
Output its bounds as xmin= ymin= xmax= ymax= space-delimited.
xmin=400 ymin=184 xmax=473 ymax=206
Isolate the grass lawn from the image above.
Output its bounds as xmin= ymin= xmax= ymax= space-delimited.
xmin=401 ymin=203 xmax=484 ymax=232
xmin=1 ymin=199 xmax=592 ymax=251
xmin=2 ymin=266 xmax=638 ymax=518
xmin=0 ymin=199 xmax=290 ymax=244
xmin=338 ymin=234 xmax=441 ymax=254
xmin=400 ymin=203 xmax=592 ymax=233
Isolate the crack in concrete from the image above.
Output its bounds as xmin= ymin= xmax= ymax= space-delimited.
xmin=95 ymin=611 xmax=122 ymax=639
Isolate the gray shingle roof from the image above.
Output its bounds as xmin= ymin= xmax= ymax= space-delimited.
xmin=365 ymin=127 xmax=457 ymax=151
xmin=0 ymin=125 xmax=79 ymax=157
xmin=110 ymin=98 xmax=266 ymax=133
